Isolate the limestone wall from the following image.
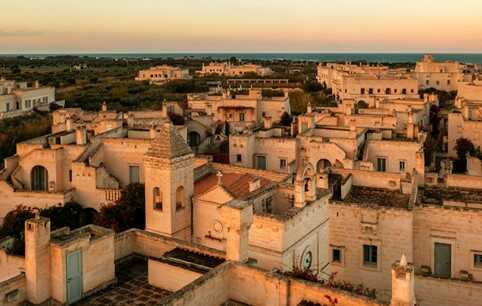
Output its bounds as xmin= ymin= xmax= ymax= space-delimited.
xmin=329 ymin=203 xmax=413 ymax=301
xmin=0 ymin=250 xmax=24 ymax=282
xmin=413 ymin=205 xmax=482 ymax=281
xmin=415 ymin=275 xmax=482 ymax=306
xmin=148 ymin=259 xmax=202 ymax=292
xmin=0 ymin=274 xmax=26 ymax=306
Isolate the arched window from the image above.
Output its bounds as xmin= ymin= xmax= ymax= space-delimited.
xmin=176 ymin=186 xmax=185 ymax=211
xmin=316 ymin=159 xmax=332 ymax=173
xmin=31 ymin=166 xmax=48 ymax=191
xmin=153 ymin=187 xmax=162 ymax=211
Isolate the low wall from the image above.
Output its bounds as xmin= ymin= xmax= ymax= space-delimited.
xmin=114 ymin=229 xmax=225 ymax=261
xmin=415 ymin=275 xmax=482 ymax=306
xmin=161 ymin=262 xmax=385 ymax=306
xmin=446 ymin=174 xmax=482 ymax=189
xmin=148 ymin=259 xmax=202 ymax=292
xmin=0 ymin=273 xmax=26 ymax=306
xmin=0 ymin=249 xmax=24 ymax=282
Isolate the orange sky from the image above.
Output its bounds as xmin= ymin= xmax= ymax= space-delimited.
xmin=1 ymin=0 xmax=482 ymax=53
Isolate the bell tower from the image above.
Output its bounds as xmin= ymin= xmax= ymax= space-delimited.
xmin=144 ymin=122 xmax=194 ymax=239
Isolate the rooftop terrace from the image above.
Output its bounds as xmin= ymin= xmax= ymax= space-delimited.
xmin=340 ymin=186 xmax=410 ymax=208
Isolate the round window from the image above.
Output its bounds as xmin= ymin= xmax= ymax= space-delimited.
xmin=213 ymin=221 xmax=223 ymax=233
xmin=301 ymin=250 xmax=313 ymax=270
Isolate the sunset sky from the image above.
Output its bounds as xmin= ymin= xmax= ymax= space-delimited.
xmin=2 ymin=0 xmax=482 ymax=53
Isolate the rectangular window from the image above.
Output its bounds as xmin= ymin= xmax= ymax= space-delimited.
xmin=256 ymin=155 xmax=267 ymax=170
xmin=332 ymin=248 xmax=342 ymax=263
xmin=447 ymin=80 xmax=451 ymax=85
xmin=474 ymin=254 xmax=482 ymax=268
xmin=280 ymin=159 xmax=287 ymax=169
xmin=129 ymin=166 xmax=140 ymax=184
xmin=426 ymin=80 xmax=430 ymax=85
xmin=69 ymin=170 xmax=73 ymax=182
xmin=6 ymin=103 xmax=10 ymax=112
xmin=363 ymin=245 xmax=378 ymax=266
xmin=360 ymin=88 xmax=365 ymax=94
xmin=239 ymin=113 xmax=245 ymax=122
xmin=399 ymin=160 xmax=406 ymax=172
xmin=236 ymin=154 xmax=242 ymax=162
xmin=368 ymin=88 xmax=373 ymax=94
xmin=377 ymin=158 xmax=386 ymax=172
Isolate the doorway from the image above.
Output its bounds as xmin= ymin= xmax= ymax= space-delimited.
xmin=434 ymin=242 xmax=451 ymax=278
xmin=66 ymin=250 xmax=82 ymax=304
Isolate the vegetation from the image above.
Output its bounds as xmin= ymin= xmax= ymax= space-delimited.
xmin=94 ymin=183 xmax=145 ymax=232
xmin=284 ymin=268 xmax=377 ymax=300
xmin=0 ymin=112 xmax=51 ymax=167
xmin=453 ymin=138 xmax=476 ymax=173
xmin=0 ymin=203 xmax=97 ymax=255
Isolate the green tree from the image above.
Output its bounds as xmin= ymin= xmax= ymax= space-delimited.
xmin=95 ymin=183 xmax=145 ymax=232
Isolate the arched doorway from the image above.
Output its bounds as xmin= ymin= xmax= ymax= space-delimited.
xmin=316 ymin=159 xmax=332 ymax=173
xmin=355 ymin=100 xmax=369 ymax=114
xmin=31 ymin=165 xmax=48 ymax=191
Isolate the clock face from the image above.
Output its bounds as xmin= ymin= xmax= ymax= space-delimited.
xmin=302 ymin=250 xmax=313 ymax=270
xmin=213 ymin=221 xmax=223 ymax=233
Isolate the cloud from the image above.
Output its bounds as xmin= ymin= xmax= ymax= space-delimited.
xmin=0 ymin=30 xmax=45 ymax=37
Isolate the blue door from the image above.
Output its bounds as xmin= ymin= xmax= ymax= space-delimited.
xmin=66 ymin=250 xmax=82 ymax=304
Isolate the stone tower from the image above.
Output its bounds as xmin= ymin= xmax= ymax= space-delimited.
xmin=144 ymin=122 xmax=194 ymax=239
xmin=25 ymin=216 xmax=51 ymax=304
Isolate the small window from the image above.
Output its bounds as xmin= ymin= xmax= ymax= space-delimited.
xmin=239 ymin=113 xmax=245 ymax=122
xmin=447 ymin=80 xmax=451 ymax=85
xmin=280 ymin=159 xmax=287 ymax=169
xmin=69 ymin=170 xmax=72 ymax=182
xmin=332 ymin=248 xmax=342 ymax=263
xmin=129 ymin=166 xmax=140 ymax=184
xmin=153 ymin=187 xmax=162 ymax=211
xmin=377 ymin=158 xmax=386 ymax=172
xmin=363 ymin=244 xmax=378 ymax=266
xmin=236 ymin=154 xmax=242 ymax=162
xmin=363 ymin=245 xmax=378 ymax=266
xmin=368 ymin=88 xmax=373 ymax=94
xmin=474 ymin=254 xmax=482 ymax=268
xmin=360 ymin=88 xmax=365 ymax=94
xmin=399 ymin=160 xmax=406 ymax=172
xmin=426 ymin=80 xmax=430 ymax=85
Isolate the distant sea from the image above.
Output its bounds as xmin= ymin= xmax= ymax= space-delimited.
xmin=3 ymin=53 xmax=482 ymax=64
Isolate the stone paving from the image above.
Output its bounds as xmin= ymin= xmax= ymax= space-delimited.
xmin=75 ymin=257 xmax=171 ymax=306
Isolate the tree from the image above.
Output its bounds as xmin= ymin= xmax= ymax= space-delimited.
xmin=95 ymin=183 xmax=145 ymax=232
xmin=454 ymin=138 xmax=475 ymax=173
xmin=0 ymin=203 xmax=96 ymax=255
xmin=280 ymin=112 xmax=293 ymax=126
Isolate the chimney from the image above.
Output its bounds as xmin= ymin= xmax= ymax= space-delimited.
xmin=65 ymin=117 xmax=73 ymax=131
xmin=220 ymin=201 xmax=253 ymax=263
xmin=101 ymin=101 xmax=108 ymax=112
xmin=217 ymin=171 xmax=223 ymax=185
xmin=307 ymin=101 xmax=312 ymax=114
xmin=25 ymin=217 xmax=51 ymax=304
xmin=263 ymin=116 xmax=272 ymax=129
xmin=75 ymin=126 xmax=87 ymax=145
xmin=34 ymin=80 xmax=40 ymax=88
xmin=390 ymin=254 xmax=416 ymax=306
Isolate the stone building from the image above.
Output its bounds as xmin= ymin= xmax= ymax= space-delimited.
xmin=0 ymin=79 xmax=56 ymax=119
xmin=199 ymin=62 xmax=273 ymax=77
xmin=187 ymin=89 xmax=291 ymax=132
xmin=135 ymin=65 xmax=191 ymax=84
xmin=414 ymin=54 xmax=470 ymax=92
